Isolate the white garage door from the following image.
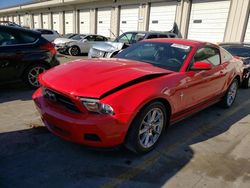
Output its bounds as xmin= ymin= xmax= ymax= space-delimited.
xmin=149 ymin=1 xmax=177 ymax=31
xmin=97 ymin=8 xmax=111 ymax=37
xmin=33 ymin=14 xmax=39 ymax=28
xmin=79 ymin=10 xmax=90 ymax=34
xmin=64 ymin=11 xmax=73 ymax=34
xmin=188 ymin=0 xmax=230 ymax=43
xmin=120 ymin=5 xmax=139 ymax=34
xmin=52 ymin=13 xmax=60 ymax=33
xmin=244 ymin=14 xmax=250 ymax=42
xmin=42 ymin=13 xmax=49 ymax=29
xmin=20 ymin=16 xmax=24 ymax=26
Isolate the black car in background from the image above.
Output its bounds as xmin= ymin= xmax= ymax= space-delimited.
xmin=0 ymin=25 xmax=59 ymax=88
xmin=220 ymin=43 xmax=250 ymax=88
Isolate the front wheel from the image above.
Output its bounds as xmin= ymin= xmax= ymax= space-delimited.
xmin=68 ymin=46 xmax=80 ymax=56
xmin=125 ymin=101 xmax=168 ymax=154
xmin=23 ymin=64 xmax=47 ymax=89
xmin=220 ymin=79 xmax=238 ymax=108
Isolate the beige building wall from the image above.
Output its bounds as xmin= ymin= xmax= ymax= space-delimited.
xmin=224 ymin=0 xmax=250 ymax=42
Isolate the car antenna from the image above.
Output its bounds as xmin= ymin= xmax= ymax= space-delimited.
xmin=108 ymin=29 xmax=117 ymax=39
xmin=119 ymin=29 xmax=130 ymax=44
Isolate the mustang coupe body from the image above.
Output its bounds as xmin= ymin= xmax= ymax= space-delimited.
xmin=33 ymin=39 xmax=243 ymax=153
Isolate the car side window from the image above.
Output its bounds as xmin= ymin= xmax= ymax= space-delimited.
xmin=147 ymin=34 xmax=158 ymax=39
xmin=38 ymin=29 xmax=53 ymax=35
xmin=85 ymin=35 xmax=96 ymax=41
xmin=94 ymin=36 xmax=107 ymax=41
xmin=221 ymin=48 xmax=233 ymax=62
xmin=116 ymin=33 xmax=133 ymax=43
xmin=194 ymin=47 xmax=221 ymax=66
xmin=158 ymin=34 xmax=169 ymax=38
xmin=0 ymin=31 xmax=36 ymax=46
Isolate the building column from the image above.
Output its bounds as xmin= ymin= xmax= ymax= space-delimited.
xmin=111 ymin=5 xmax=120 ymax=39
xmin=59 ymin=11 xmax=64 ymax=35
xmin=224 ymin=0 xmax=250 ymax=42
xmin=90 ymin=8 xmax=97 ymax=34
xmin=48 ymin=12 xmax=52 ymax=29
xmin=39 ymin=13 xmax=42 ymax=28
xmin=175 ymin=0 xmax=192 ymax=38
xmin=73 ymin=9 xmax=78 ymax=34
xmin=29 ymin=14 xmax=34 ymax=29
xmin=138 ymin=3 xmax=149 ymax=31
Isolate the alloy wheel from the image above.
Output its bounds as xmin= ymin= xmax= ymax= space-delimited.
xmin=226 ymin=81 xmax=237 ymax=106
xmin=28 ymin=66 xmax=46 ymax=87
xmin=138 ymin=108 xmax=164 ymax=149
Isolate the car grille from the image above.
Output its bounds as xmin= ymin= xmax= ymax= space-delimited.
xmin=43 ymin=88 xmax=81 ymax=113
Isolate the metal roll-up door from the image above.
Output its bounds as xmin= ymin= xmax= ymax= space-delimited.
xmin=42 ymin=13 xmax=49 ymax=29
xmin=64 ymin=11 xmax=73 ymax=34
xmin=119 ymin=5 xmax=139 ymax=34
xmin=33 ymin=14 xmax=39 ymax=28
xmin=149 ymin=1 xmax=177 ymax=31
xmin=244 ymin=14 xmax=250 ymax=42
xmin=188 ymin=0 xmax=230 ymax=43
xmin=52 ymin=13 xmax=60 ymax=33
xmin=97 ymin=8 xmax=111 ymax=37
xmin=79 ymin=10 xmax=90 ymax=34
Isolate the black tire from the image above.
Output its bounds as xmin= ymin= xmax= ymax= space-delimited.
xmin=125 ymin=101 xmax=168 ymax=154
xmin=68 ymin=46 xmax=80 ymax=56
xmin=220 ymin=79 xmax=238 ymax=108
xmin=22 ymin=63 xmax=47 ymax=89
xmin=242 ymin=75 xmax=250 ymax=89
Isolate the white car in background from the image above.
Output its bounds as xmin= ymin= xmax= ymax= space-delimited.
xmin=54 ymin=34 xmax=108 ymax=56
xmin=35 ymin=29 xmax=60 ymax=42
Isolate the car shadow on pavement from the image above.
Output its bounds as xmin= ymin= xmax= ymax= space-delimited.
xmin=0 ymin=83 xmax=34 ymax=103
xmin=0 ymin=88 xmax=249 ymax=188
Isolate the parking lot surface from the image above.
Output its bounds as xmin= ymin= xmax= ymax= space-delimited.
xmin=0 ymin=55 xmax=250 ymax=188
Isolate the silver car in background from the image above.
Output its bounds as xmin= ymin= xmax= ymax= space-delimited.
xmin=88 ymin=31 xmax=178 ymax=58
xmin=54 ymin=34 xmax=108 ymax=56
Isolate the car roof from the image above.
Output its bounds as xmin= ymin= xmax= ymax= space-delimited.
xmin=142 ymin=38 xmax=211 ymax=48
xmin=122 ymin=31 xmax=176 ymax=34
xmin=0 ymin=25 xmax=40 ymax=35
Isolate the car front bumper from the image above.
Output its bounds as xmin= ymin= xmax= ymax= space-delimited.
xmin=32 ymin=88 xmax=132 ymax=148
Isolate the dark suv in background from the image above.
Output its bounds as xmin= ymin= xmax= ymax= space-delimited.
xmin=0 ymin=25 xmax=59 ymax=88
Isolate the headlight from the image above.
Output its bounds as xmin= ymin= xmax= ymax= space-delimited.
xmin=80 ymin=98 xmax=114 ymax=115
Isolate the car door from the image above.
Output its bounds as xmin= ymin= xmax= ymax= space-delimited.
xmin=0 ymin=29 xmax=38 ymax=82
xmin=182 ymin=46 xmax=226 ymax=109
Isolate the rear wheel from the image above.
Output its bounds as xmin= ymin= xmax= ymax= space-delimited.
xmin=68 ymin=46 xmax=80 ymax=56
xmin=23 ymin=64 xmax=47 ymax=89
xmin=125 ymin=101 xmax=167 ymax=154
xmin=220 ymin=79 xmax=238 ymax=108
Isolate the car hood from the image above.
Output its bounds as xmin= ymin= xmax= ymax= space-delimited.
xmin=53 ymin=38 xmax=76 ymax=45
xmin=92 ymin=42 xmax=125 ymax=52
xmin=39 ymin=58 xmax=173 ymax=98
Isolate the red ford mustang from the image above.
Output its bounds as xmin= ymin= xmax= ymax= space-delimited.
xmin=33 ymin=39 xmax=243 ymax=153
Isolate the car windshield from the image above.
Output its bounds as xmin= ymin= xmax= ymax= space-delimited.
xmin=115 ymin=42 xmax=191 ymax=72
xmin=71 ymin=34 xmax=86 ymax=40
xmin=222 ymin=46 xmax=250 ymax=58
xmin=114 ymin=32 xmax=146 ymax=44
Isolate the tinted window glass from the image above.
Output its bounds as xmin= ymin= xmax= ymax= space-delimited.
xmin=147 ymin=34 xmax=158 ymax=39
xmin=222 ymin=46 xmax=250 ymax=58
xmin=115 ymin=33 xmax=133 ymax=43
xmin=85 ymin=35 xmax=96 ymax=41
xmin=95 ymin=35 xmax=107 ymax=41
xmin=221 ymin=48 xmax=233 ymax=62
xmin=116 ymin=42 xmax=191 ymax=72
xmin=0 ymin=31 xmax=36 ymax=46
xmin=159 ymin=34 xmax=169 ymax=38
xmin=194 ymin=47 xmax=220 ymax=66
xmin=71 ymin=34 xmax=85 ymax=40
xmin=37 ymin=29 xmax=53 ymax=35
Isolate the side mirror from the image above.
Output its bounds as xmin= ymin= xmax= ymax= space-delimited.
xmin=81 ymin=39 xmax=87 ymax=42
xmin=190 ymin=61 xmax=212 ymax=71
